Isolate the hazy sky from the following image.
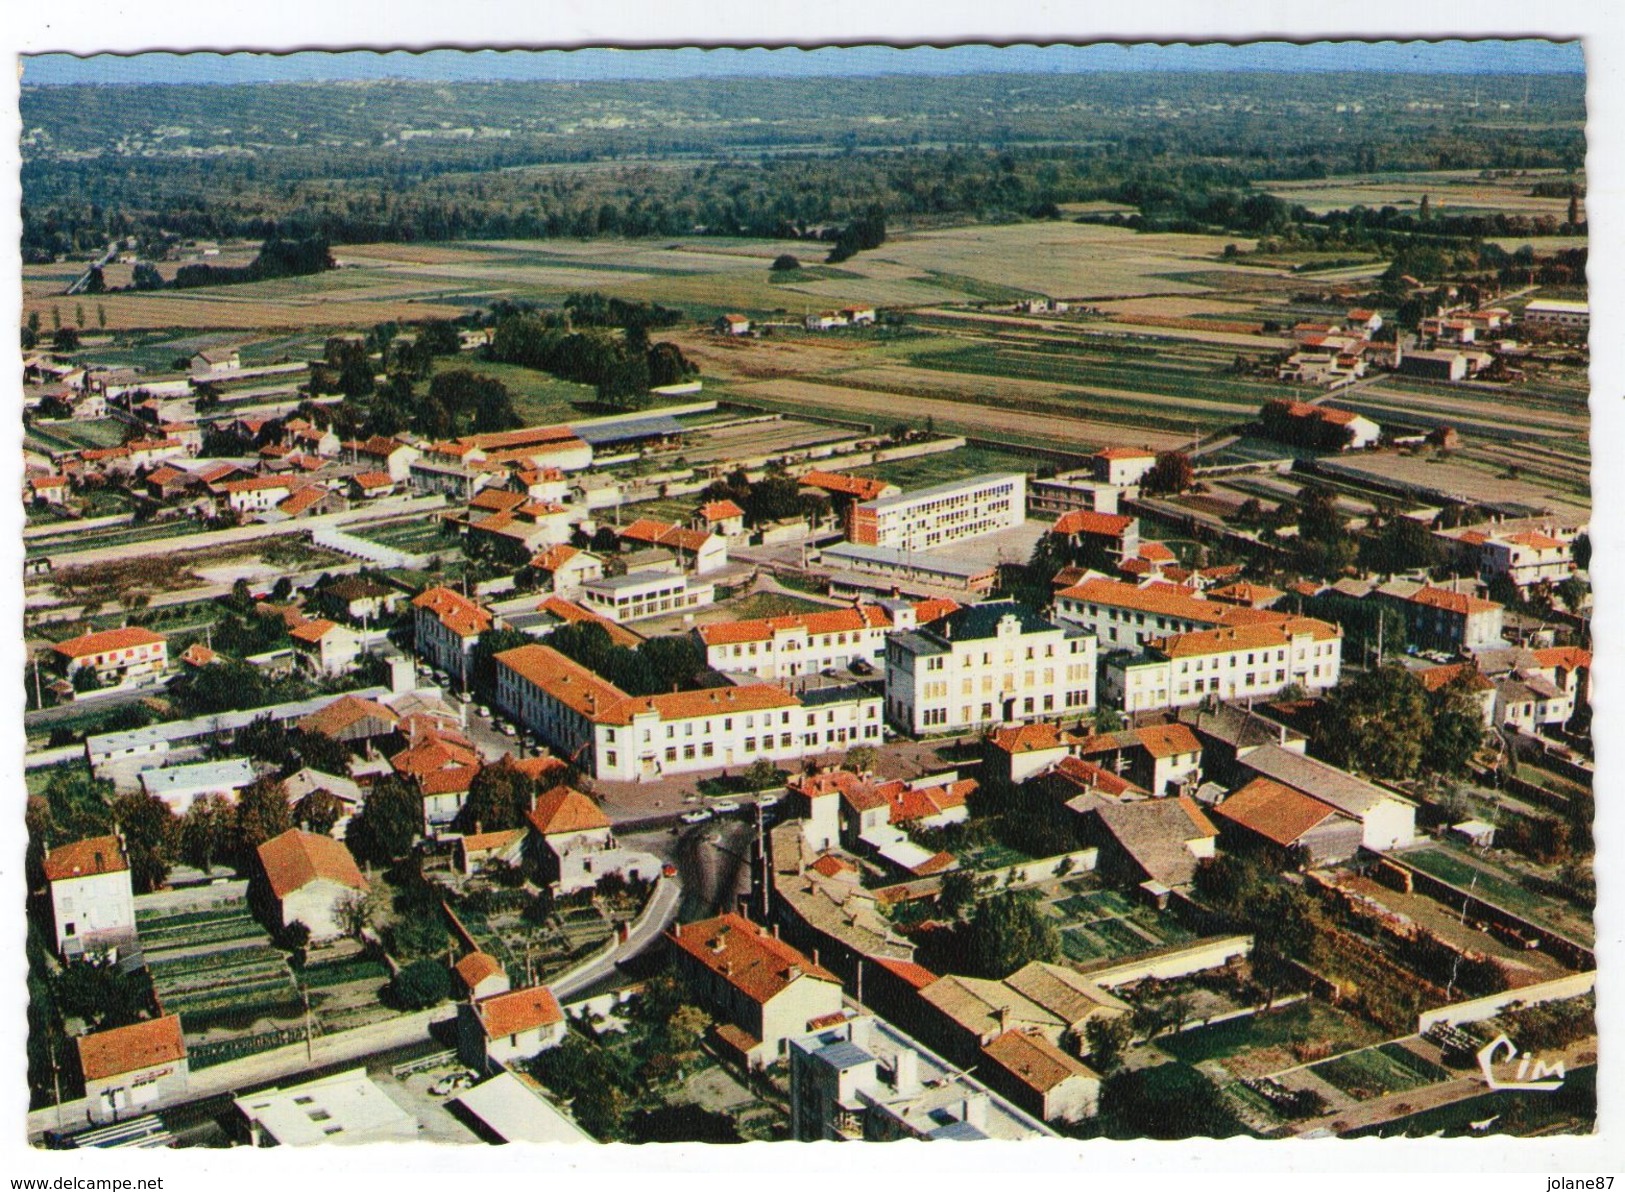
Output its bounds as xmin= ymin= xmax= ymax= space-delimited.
xmin=22 ymin=39 xmax=1583 ymax=86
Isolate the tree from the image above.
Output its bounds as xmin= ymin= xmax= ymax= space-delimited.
xmin=769 ymin=254 xmax=801 ymax=272
xmin=743 ymin=758 xmax=780 ymax=792
xmin=1142 ymin=451 xmax=1193 ymax=495
xmin=962 ymin=889 xmax=1060 ymax=977
xmin=293 ymin=790 xmax=347 ymax=836
xmin=844 ymin=744 xmax=878 ymax=774
xmin=391 ymin=958 xmax=452 ymax=1009
xmin=1429 ymin=673 xmax=1488 ymax=776
xmin=235 ymin=777 xmax=293 ymax=857
xmin=455 ymin=759 xmax=538 ymax=835
xmin=1100 ymin=1064 xmax=1243 ymax=1140
xmin=111 ymin=793 xmax=177 ymax=893
xmin=180 ymin=793 xmax=235 ymax=873
xmin=1360 ymin=516 xmax=1443 ymax=575
xmin=39 ymin=764 xmax=116 ymax=842
xmin=346 ymin=775 xmax=421 ymax=866
xmin=1083 ymin=1016 xmax=1133 ymax=1074
xmin=1318 ymin=664 xmax=1432 ymax=780
xmin=335 ymin=889 xmax=377 ymax=941
xmin=664 ymin=1004 xmax=711 ymax=1056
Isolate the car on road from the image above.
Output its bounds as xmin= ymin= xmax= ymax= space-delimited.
xmin=756 ymin=793 xmax=782 ymax=808
xmin=711 ymin=801 xmax=741 ymax=815
xmin=500 ymin=723 xmax=517 ymax=737
xmin=429 ymin=1072 xmax=476 ymax=1097
xmin=680 ymin=809 xmax=714 ymax=824
xmin=477 ymin=705 xmax=491 ymax=718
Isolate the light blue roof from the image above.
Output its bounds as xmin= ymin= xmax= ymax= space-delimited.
xmin=139 ymin=757 xmax=257 ymax=795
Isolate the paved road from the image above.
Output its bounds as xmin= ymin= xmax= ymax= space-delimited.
xmin=552 ymin=869 xmax=683 ymax=1001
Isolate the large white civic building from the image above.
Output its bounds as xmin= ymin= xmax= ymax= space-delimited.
xmin=849 ymin=473 xmax=1025 ymax=552
xmin=884 ymin=600 xmax=1095 ymax=735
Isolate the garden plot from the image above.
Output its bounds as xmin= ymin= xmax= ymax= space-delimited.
xmin=294 ymin=950 xmax=394 ymax=1034
xmin=1308 ymin=1042 xmax=1451 ymax=1103
xmin=139 ymin=897 xmax=304 ymax=1036
xmin=452 ymin=893 xmax=615 ymax=983
xmin=1157 ymin=999 xmax=1387 ymax=1082
xmin=1032 ymin=877 xmax=1196 ymax=965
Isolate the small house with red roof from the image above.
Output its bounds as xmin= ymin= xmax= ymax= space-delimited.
xmin=1211 ymin=777 xmax=1362 ymax=866
xmin=460 ymin=985 xmax=566 ymax=1070
xmin=78 ymin=1014 xmax=189 ymax=1124
xmin=45 ymin=835 xmax=136 ymax=959
xmin=527 ymin=544 xmax=603 ymax=599
xmin=51 ymin=626 xmax=168 ymax=686
xmin=288 ymin=618 xmax=362 ymax=677
xmin=694 ymin=498 xmax=746 ymax=538
xmin=668 ymin=914 xmax=844 ymax=1067
xmin=1051 ymin=509 xmax=1141 ymax=564
xmin=1090 ymin=447 xmax=1158 ymax=487
xmin=454 ymin=951 xmax=512 ymax=1001
xmin=256 ymin=829 xmax=369 ymax=942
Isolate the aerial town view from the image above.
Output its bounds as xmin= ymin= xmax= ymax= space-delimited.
xmin=16 ymin=39 xmax=1596 ymax=1149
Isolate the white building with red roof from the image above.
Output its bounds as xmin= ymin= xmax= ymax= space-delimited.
xmin=695 ymin=603 xmax=893 ymax=680
xmin=78 ymin=1014 xmax=189 ymax=1124
xmin=289 ymin=618 xmax=363 ymax=677
xmin=1090 ymin=446 xmax=1158 ymax=487
xmin=45 ymin=835 xmax=136 ymax=959
xmin=1436 ymin=521 xmax=1581 ymax=591
xmin=459 ymin=985 xmax=566 ymax=1069
xmin=694 ymin=498 xmax=746 ymax=538
xmin=412 ymin=586 xmax=495 ymax=685
xmin=51 ymin=626 xmax=168 ymax=686
xmin=668 ymin=914 xmax=844 ymax=1067
xmin=256 ymin=829 xmax=369 ymax=942
xmin=1105 ymin=617 xmax=1343 ymax=714
xmin=494 ymin=643 xmax=882 ymax=781
xmin=527 ymin=544 xmax=603 ymax=599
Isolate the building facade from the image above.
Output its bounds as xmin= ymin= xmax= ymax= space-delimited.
xmin=850 ymin=473 xmax=1026 ymax=552
xmin=1104 ymin=618 xmax=1343 ymax=713
xmin=885 ymin=601 xmax=1095 ymax=735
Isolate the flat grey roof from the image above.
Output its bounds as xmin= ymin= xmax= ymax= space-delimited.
xmin=87 ymin=687 xmax=391 ymax=756
xmin=573 ymin=414 xmax=683 ymax=446
xmin=822 ymin=541 xmax=993 ymax=580
xmin=860 ymin=472 xmax=1024 ymax=513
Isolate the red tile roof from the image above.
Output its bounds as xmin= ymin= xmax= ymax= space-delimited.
xmin=352 ymin=470 xmax=394 ymax=490
xmin=538 ymin=597 xmax=643 ymax=648
xmin=869 ymin=956 xmax=939 ymax=989
xmin=289 ymin=618 xmax=341 ymax=643
xmin=1407 ymin=586 xmax=1502 ymax=616
xmin=1532 ymin=646 xmax=1591 ymax=672
xmin=52 ymin=626 xmax=166 ymax=660
xmin=669 ymin=913 xmax=838 ymax=1004
xmin=1095 ymin=447 xmax=1156 ymax=461
xmin=988 ymin=722 xmax=1076 ymax=756
xmin=1134 ymin=723 xmax=1202 ymax=759
xmin=455 ymin=951 xmax=506 ymax=993
xmin=413 ymin=586 xmax=494 ymax=638
xmin=527 ymin=785 xmax=611 ymax=836
xmin=298 ymin=694 xmax=399 ymax=738
xmin=983 ymin=1028 xmax=1097 ymax=1093
xmin=619 ymin=518 xmax=715 ymax=554
xmin=697 ymin=604 xmax=890 ymax=647
xmin=1416 ymin=662 xmax=1495 ymax=694
xmin=1053 ymin=510 xmax=1136 ymax=537
xmin=44 ymin=835 xmax=128 ymax=883
xmin=529 ymin=543 xmax=582 ymax=573
xmin=1147 ymin=617 xmax=1340 ymax=660
xmin=1051 ymin=756 xmax=1144 ymax=799
xmin=256 ymin=829 xmax=367 ymax=899
xmin=77 ymin=1015 xmax=186 ymax=1083
xmin=474 ymin=986 xmax=563 ymax=1038
xmin=699 ymin=499 xmax=745 ymax=522
xmin=1213 ymin=777 xmax=1342 ymax=848
xmin=798 ymin=470 xmax=894 ymax=502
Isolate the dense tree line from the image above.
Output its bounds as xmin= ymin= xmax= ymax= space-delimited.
xmin=20 ymin=72 xmax=1583 ymax=256
xmin=171 ymin=233 xmax=335 ymax=289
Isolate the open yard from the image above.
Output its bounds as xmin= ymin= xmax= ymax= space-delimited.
xmin=1032 ymin=876 xmax=1197 ymax=965
xmin=450 ymin=890 xmax=615 ymax=982
xmin=1308 ymin=1042 xmax=1452 ymax=1103
xmin=1393 ymin=843 xmax=1594 ymax=947
xmin=1156 ymin=1000 xmax=1388 ymax=1081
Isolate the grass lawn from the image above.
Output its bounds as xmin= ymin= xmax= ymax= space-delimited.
xmin=1158 ymin=1001 xmax=1387 ymax=1074
xmin=718 ymin=591 xmax=830 ymax=620
xmin=431 ymin=357 xmax=599 ymax=426
xmin=1310 ymin=1043 xmax=1451 ymax=1102
xmin=1341 ymin=1065 xmax=1596 ymax=1138
xmin=1399 ymin=847 xmax=1553 ymax=921
xmin=852 ymin=443 xmax=1044 ymax=488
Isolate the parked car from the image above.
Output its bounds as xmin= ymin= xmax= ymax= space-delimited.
xmin=477 ymin=705 xmax=492 ymax=718
xmin=756 ymin=793 xmax=782 ymax=808
xmin=680 ymin=809 xmax=714 ymax=825
xmin=711 ymin=801 xmax=741 ymax=815
xmin=821 ymin=668 xmax=838 ymax=678
xmin=429 ymin=1072 xmax=476 ymax=1097
xmin=849 ymin=658 xmax=873 ymax=675
xmin=501 ymin=723 xmax=517 ymax=737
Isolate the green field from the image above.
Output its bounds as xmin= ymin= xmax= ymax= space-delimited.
xmin=351 ymin=516 xmax=458 ymax=554
xmin=430 ymin=357 xmax=600 ymax=426
xmin=1158 ymin=1001 xmax=1386 ymax=1069
xmin=719 ymin=592 xmax=832 ymax=620
xmin=1310 ymin=1042 xmax=1451 ymax=1102
xmin=1397 ymin=845 xmax=1587 ymax=943
xmin=1342 ymin=1065 xmax=1596 ymax=1138
xmin=852 ymin=443 xmax=1045 ymax=488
